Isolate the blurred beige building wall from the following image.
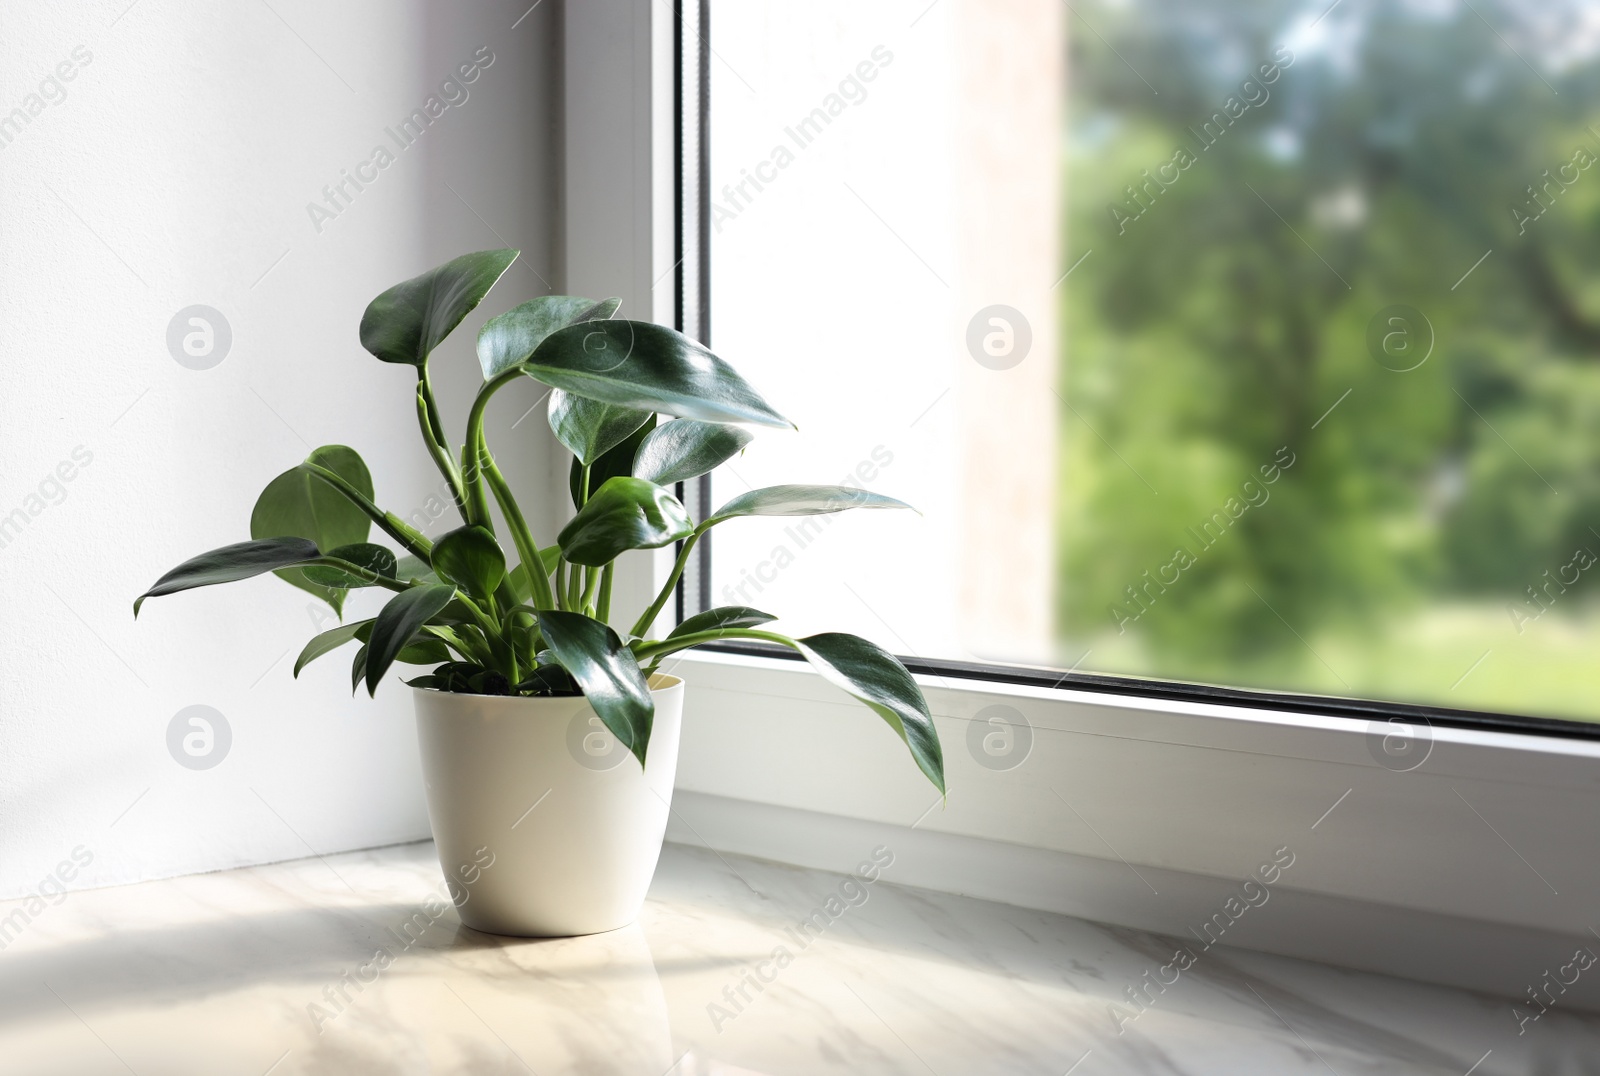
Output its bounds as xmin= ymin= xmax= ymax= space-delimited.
xmin=955 ymin=0 xmax=1064 ymax=663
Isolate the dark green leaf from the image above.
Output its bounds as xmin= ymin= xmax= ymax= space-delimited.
xmin=470 ymin=669 xmax=513 ymax=695
xmin=394 ymin=554 xmax=440 ymax=583
xmin=429 ymin=599 xmax=478 ymax=627
xmin=558 ymin=477 xmax=693 ymax=567
xmin=573 ymin=297 xmax=621 ymax=322
xmin=506 ymin=607 xmax=539 ymax=666
xmin=795 ymin=633 xmax=945 ymax=794
xmin=302 ymin=543 xmax=397 ymax=589
xmin=135 ymin=538 xmax=321 ymax=616
xmin=351 ymin=643 xmax=368 ymax=694
xmin=571 ymin=414 xmax=656 ymax=507
xmin=294 ymin=618 xmax=375 ymax=677
xmin=706 ymin=484 xmax=914 ymax=526
xmin=360 ymin=249 xmax=519 ymax=367
xmin=539 ymin=544 xmax=562 ymax=574
xmin=517 ymin=663 xmax=580 ymax=696
xmin=430 ymin=525 xmax=506 ymax=599
xmin=396 ymin=638 xmax=452 ymax=665
xmin=668 ymin=605 xmax=777 ymax=639
xmin=252 ymin=445 xmax=375 ymax=614
xmin=634 ymin=420 xmax=754 ymax=486
xmin=366 ymin=584 xmax=456 ymax=696
xmin=548 ymin=390 xmax=653 ymax=466
xmin=418 ymin=661 xmax=486 ymax=693
xmin=477 ymin=295 xmax=621 ymax=378
xmin=506 ymin=564 xmax=533 ymax=605
xmin=519 ymin=320 xmax=792 ymax=428
xmin=537 ymin=610 xmax=654 ymax=766
xmin=796 ymin=634 xmax=940 ymax=794
xmin=421 ymin=624 xmax=476 ymax=664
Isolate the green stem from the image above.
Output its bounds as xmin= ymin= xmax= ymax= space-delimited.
xmin=455 ymin=593 xmax=516 ymax=679
xmin=580 ymin=566 xmax=600 ymax=613
xmin=308 ymin=557 xmax=414 ymax=593
xmin=563 ymin=561 xmax=580 ymax=611
xmin=416 ymin=374 xmax=467 ymax=520
xmin=421 ymin=365 xmax=451 ymax=452
xmin=462 ymin=366 xmax=524 ymax=530
xmin=480 ymin=450 xmax=556 ymax=609
xmin=425 ymin=624 xmax=491 ymax=667
xmin=597 ymin=564 xmax=614 ymax=623
xmin=453 ymin=593 xmax=497 ymax=636
xmin=297 ymin=464 xmax=433 ymax=559
xmin=458 ymin=625 xmax=497 ymax=669
xmin=632 ymin=627 xmax=793 ymax=663
xmin=460 ymin=430 xmax=496 ymax=533
xmin=630 ymin=531 xmax=700 ymax=639
xmin=458 ymin=366 xmax=557 ymax=606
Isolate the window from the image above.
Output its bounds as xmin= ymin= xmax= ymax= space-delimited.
xmin=695 ymin=0 xmax=1600 ymax=728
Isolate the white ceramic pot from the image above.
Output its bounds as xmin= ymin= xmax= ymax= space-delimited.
xmin=413 ymin=675 xmax=684 ymax=937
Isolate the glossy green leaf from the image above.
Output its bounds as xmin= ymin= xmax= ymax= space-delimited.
xmin=365 ymin=584 xmax=457 ymax=696
xmin=430 ymin=525 xmax=506 ymax=599
xmin=506 ymin=563 xmax=535 ymax=605
xmin=360 ymin=249 xmax=519 ymax=367
xmin=252 ymin=445 xmax=375 ymax=614
xmin=795 ymin=632 xmax=945 ymax=794
xmin=557 ymin=477 xmax=693 ymax=567
xmin=409 ymin=661 xmax=480 ymax=693
xmin=506 ymin=607 xmax=538 ymax=664
xmin=706 ymin=485 xmax=914 ymax=526
xmin=633 ymin=419 xmax=754 ymax=486
xmin=548 ymin=390 xmax=653 ymax=466
xmin=396 ymin=637 xmax=452 ymax=665
xmin=537 ymin=611 xmax=654 ymax=766
xmin=517 ymin=663 xmax=579 ymax=697
xmin=667 ymin=606 xmax=777 ymax=640
xmin=294 ymin=618 xmax=374 ymax=677
xmin=477 ymin=295 xmax=621 ymax=378
xmin=571 ymin=415 xmax=656 ymax=507
xmin=414 ymin=665 xmax=509 ymax=695
xmin=394 ymin=554 xmax=440 ymax=583
xmin=411 ymin=665 xmax=513 ymax=694
xmin=302 ymin=543 xmax=397 ymax=589
xmin=424 ymin=624 xmax=488 ymax=667
xmin=471 ymin=669 xmax=513 ymax=695
xmin=430 ymin=598 xmax=478 ymax=627
xmin=518 ymin=320 xmax=792 ymax=428
xmin=134 ymin=538 xmax=321 ymax=616
xmin=351 ymin=643 xmax=369 ymax=694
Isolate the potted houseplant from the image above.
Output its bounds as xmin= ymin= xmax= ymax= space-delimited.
xmin=135 ymin=249 xmax=945 ymax=936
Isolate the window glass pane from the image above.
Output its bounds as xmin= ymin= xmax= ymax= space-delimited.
xmin=706 ymin=0 xmax=1600 ymax=723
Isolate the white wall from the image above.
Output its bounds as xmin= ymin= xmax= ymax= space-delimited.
xmin=0 ymin=0 xmax=566 ymax=897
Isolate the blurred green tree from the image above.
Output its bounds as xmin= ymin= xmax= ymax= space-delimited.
xmin=1061 ymin=0 xmax=1600 ymax=693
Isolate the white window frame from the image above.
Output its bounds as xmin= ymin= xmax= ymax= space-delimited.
xmin=566 ymin=0 xmax=1600 ymax=1005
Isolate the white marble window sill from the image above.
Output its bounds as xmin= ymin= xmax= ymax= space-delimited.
xmin=3 ymin=839 xmax=1593 ymax=1074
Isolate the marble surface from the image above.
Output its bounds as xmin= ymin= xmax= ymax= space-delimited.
xmin=2 ymin=840 xmax=1598 ymax=1075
